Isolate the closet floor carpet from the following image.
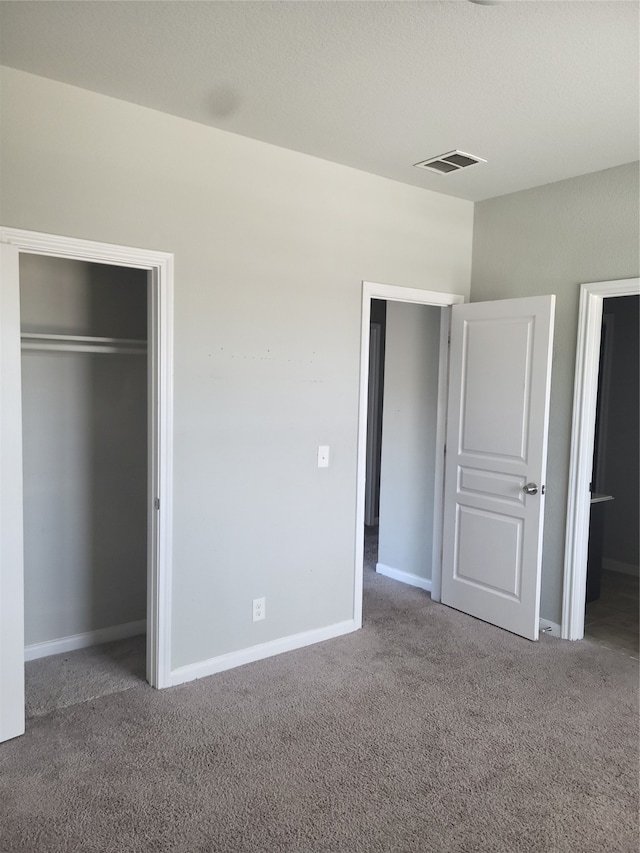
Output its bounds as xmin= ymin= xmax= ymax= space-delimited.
xmin=25 ymin=634 xmax=146 ymax=718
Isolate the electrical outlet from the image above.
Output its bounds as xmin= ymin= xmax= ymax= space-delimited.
xmin=253 ymin=597 xmax=266 ymax=622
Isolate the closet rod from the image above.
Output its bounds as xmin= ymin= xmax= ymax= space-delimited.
xmin=20 ymin=333 xmax=147 ymax=356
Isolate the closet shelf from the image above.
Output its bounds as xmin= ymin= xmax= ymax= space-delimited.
xmin=21 ymin=333 xmax=147 ymax=355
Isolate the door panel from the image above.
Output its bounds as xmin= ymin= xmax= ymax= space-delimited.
xmin=460 ymin=317 xmax=533 ymax=459
xmin=455 ymin=506 xmax=523 ymax=597
xmin=441 ymin=295 xmax=555 ymax=640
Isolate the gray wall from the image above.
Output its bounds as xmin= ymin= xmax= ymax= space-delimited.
xmin=471 ymin=162 xmax=640 ymax=623
xmin=378 ymin=302 xmax=441 ymax=582
xmin=1 ymin=68 xmax=473 ymax=668
xmin=601 ymin=295 xmax=639 ymax=573
xmin=20 ymin=254 xmax=148 ymax=645
xmin=20 ymin=255 xmax=147 ymax=338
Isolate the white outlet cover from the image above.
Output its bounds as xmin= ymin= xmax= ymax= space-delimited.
xmin=318 ymin=445 xmax=330 ymax=468
xmin=253 ymin=597 xmax=266 ymax=621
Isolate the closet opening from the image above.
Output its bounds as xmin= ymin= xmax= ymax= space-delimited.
xmin=20 ymin=253 xmax=151 ymax=716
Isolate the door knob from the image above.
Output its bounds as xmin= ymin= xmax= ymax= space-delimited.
xmin=523 ymin=482 xmax=538 ymax=495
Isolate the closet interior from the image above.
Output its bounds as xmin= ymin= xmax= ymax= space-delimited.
xmin=20 ymin=253 xmax=149 ymax=715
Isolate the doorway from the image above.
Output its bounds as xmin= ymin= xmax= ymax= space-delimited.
xmin=583 ymin=294 xmax=639 ymax=655
xmin=364 ymin=298 xmax=443 ymax=601
xmin=358 ymin=285 xmax=556 ymax=640
xmin=354 ymin=281 xmax=463 ymax=628
xmin=0 ymin=228 xmax=174 ymax=743
xmin=562 ymin=277 xmax=640 ymax=642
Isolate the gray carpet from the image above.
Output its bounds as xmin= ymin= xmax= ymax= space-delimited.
xmin=25 ymin=634 xmax=146 ymax=718
xmin=2 ymin=543 xmax=638 ymax=852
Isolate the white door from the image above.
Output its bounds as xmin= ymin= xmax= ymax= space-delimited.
xmin=0 ymin=242 xmax=26 ymax=743
xmin=441 ymin=295 xmax=555 ymax=640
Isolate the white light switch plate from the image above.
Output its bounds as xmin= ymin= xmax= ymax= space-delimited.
xmin=317 ymin=445 xmax=330 ymax=468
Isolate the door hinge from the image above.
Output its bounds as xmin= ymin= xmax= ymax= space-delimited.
xmin=154 ymin=497 xmax=160 ymax=510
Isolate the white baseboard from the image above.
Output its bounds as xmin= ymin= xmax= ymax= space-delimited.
xmin=539 ymin=618 xmax=561 ymax=638
xmin=602 ymin=558 xmax=639 ymax=578
xmin=25 ymin=619 xmax=146 ymax=662
xmin=169 ymin=619 xmax=358 ymax=688
xmin=376 ymin=562 xmax=432 ymax=593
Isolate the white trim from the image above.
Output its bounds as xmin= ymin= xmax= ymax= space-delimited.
xmin=539 ymin=618 xmax=561 ymax=638
xmin=0 ymin=242 xmax=26 ymax=742
xmin=430 ymin=307 xmax=452 ymax=603
xmin=362 ymin=281 xmax=466 ymax=307
xmin=147 ymin=259 xmax=174 ymax=689
xmin=169 ymin=619 xmax=358 ymax=687
xmin=0 ymin=228 xmax=167 ymax=269
xmin=0 ymin=227 xmax=174 ymax=691
xmin=562 ymin=278 xmax=639 ymax=641
xmin=25 ymin=620 xmax=147 ymax=662
xmin=354 ymin=281 xmax=464 ymax=627
xmin=601 ymin=558 xmax=639 ymax=578
xmin=376 ymin=563 xmax=433 ymax=593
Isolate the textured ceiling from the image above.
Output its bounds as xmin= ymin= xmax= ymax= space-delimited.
xmin=0 ymin=1 xmax=638 ymax=201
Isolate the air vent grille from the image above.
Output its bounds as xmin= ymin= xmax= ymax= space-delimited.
xmin=414 ymin=150 xmax=487 ymax=175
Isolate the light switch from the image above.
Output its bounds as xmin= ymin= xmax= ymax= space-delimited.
xmin=317 ymin=445 xmax=330 ymax=468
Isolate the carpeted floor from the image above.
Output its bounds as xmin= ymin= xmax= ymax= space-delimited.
xmin=2 ymin=536 xmax=638 ymax=853
xmin=25 ymin=634 xmax=146 ymax=718
xmin=585 ymin=569 xmax=639 ymax=657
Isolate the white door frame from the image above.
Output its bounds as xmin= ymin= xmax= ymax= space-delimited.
xmin=562 ymin=277 xmax=639 ymax=640
xmin=354 ymin=281 xmax=464 ymax=627
xmin=0 ymin=241 xmax=26 ymax=740
xmin=0 ymin=227 xmax=174 ymax=692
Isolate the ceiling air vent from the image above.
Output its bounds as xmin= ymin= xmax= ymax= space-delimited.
xmin=414 ymin=150 xmax=487 ymax=175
